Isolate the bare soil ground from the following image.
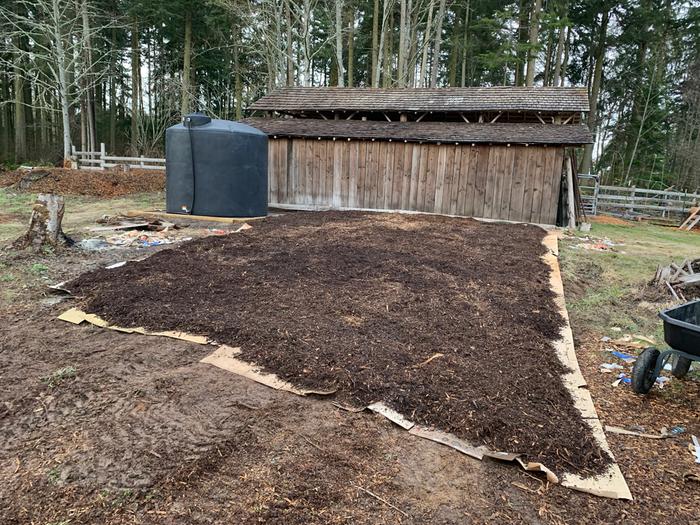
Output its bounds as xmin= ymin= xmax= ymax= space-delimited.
xmin=1 ymin=196 xmax=699 ymax=524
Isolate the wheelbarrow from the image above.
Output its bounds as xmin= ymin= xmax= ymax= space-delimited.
xmin=631 ymin=299 xmax=700 ymax=394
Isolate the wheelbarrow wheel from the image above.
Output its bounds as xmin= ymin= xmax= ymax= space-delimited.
xmin=631 ymin=347 xmax=660 ymax=394
xmin=672 ymin=356 xmax=692 ymax=379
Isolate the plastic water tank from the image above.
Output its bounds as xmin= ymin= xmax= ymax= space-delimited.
xmin=165 ymin=113 xmax=268 ymax=217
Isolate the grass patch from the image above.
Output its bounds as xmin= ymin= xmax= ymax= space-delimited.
xmin=561 ymin=221 xmax=700 ymax=339
xmin=42 ymin=366 xmax=77 ymax=388
xmin=47 ymin=466 xmax=62 ymax=485
xmin=29 ymin=263 xmax=49 ymax=274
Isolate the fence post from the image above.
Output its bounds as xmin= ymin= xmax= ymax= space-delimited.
xmin=100 ymin=142 xmax=106 ymax=170
xmin=140 ymin=155 xmax=145 ymax=168
xmin=70 ymin=144 xmax=78 ymax=169
xmin=630 ymin=185 xmax=636 ymax=215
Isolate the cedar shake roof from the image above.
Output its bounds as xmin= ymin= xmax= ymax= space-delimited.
xmin=242 ymin=118 xmax=594 ymax=145
xmin=249 ymin=87 xmax=590 ymax=114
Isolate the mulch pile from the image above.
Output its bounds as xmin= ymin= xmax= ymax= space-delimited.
xmin=67 ymin=211 xmax=611 ymax=476
xmin=0 ymin=168 xmax=164 ymax=197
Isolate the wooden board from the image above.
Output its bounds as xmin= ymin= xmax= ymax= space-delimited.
xmin=125 ymin=210 xmax=266 ymax=223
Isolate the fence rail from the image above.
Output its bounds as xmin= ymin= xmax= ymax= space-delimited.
xmin=578 ymin=174 xmax=699 ymax=220
xmin=71 ymin=143 xmax=165 ymax=171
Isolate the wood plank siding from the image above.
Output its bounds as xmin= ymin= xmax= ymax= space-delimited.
xmin=267 ymin=138 xmax=564 ymax=224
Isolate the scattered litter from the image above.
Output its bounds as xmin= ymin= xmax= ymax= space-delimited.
xmin=40 ymin=296 xmax=66 ymax=306
xmin=655 ymin=376 xmax=671 ymax=388
xmin=600 ymin=363 xmax=624 ymax=373
xmin=48 ymin=281 xmax=71 ymax=294
xmin=612 ymin=373 xmax=632 ymax=387
xmin=572 ymin=236 xmax=625 ymax=253
xmin=601 ymin=336 xmax=611 ymax=343
xmin=105 ymin=261 xmax=127 ymax=269
xmin=661 ymin=427 xmax=685 ymax=436
xmin=611 ymin=351 xmax=636 ymax=363
xmin=77 ymin=238 xmax=111 ymax=251
xmin=691 ymin=436 xmax=700 ymax=464
xmin=610 ymin=327 xmax=622 ymax=332
xmin=208 ymin=228 xmax=227 ymax=236
xmin=606 ymin=425 xmax=686 ymax=439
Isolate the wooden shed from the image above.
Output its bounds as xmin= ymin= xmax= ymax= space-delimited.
xmin=245 ymin=87 xmax=592 ymax=225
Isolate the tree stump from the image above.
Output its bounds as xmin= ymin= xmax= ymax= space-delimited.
xmin=13 ymin=193 xmax=72 ymax=251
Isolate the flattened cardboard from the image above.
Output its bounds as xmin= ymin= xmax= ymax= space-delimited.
xmin=58 ymin=308 xmax=209 ymax=345
xmin=367 ymin=402 xmax=415 ymax=430
xmin=201 ymin=345 xmax=336 ymax=397
xmin=542 ymin=231 xmax=632 ymax=500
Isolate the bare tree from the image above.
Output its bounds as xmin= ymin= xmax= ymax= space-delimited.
xmin=334 ymin=0 xmax=345 ymax=86
xmin=0 ymin=0 xmax=118 ymax=162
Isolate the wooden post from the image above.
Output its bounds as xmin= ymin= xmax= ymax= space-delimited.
xmin=630 ymin=185 xmax=636 ymax=214
xmin=100 ymin=142 xmax=106 ymax=170
xmin=566 ymin=156 xmax=576 ymax=230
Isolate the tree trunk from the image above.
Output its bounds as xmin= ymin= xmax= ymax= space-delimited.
xmin=374 ymin=0 xmax=390 ymax=87
xmin=371 ymin=0 xmax=380 ymax=87
xmin=552 ymin=1 xmax=568 ymax=87
xmin=515 ymin=0 xmax=529 ymax=86
xmin=1 ymin=73 xmax=10 ymax=160
xmin=429 ymin=0 xmax=447 ymax=88
xmin=397 ymin=0 xmax=407 ymax=86
xmin=559 ymin=25 xmax=570 ymax=86
xmin=180 ymin=10 xmax=192 ymax=115
xmin=81 ymin=0 xmax=96 ymax=153
xmin=13 ymin=43 xmax=26 ymax=162
xmin=347 ymin=9 xmax=355 ymax=87
xmin=131 ymin=20 xmax=140 ymax=154
xmin=580 ymin=9 xmax=609 ymax=174
xmin=13 ymin=194 xmax=72 ymax=252
xmin=447 ymin=10 xmax=460 ymax=87
xmin=234 ymin=31 xmax=243 ymax=119
xmin=335 ymin=0 xmax=345 ymax=86
xmin=52 ymin=0 xmax=72 ymax=163
xmin=542 ymin=27 xmax=554 ymax=85
xmin=461 ymin=1 xmax=470 ymax=87
xmin=419 ymin=0 xmax=435 ymax=87
xmin=525 ymin=0 xmax=542 ymax=86
xmin=285 ymin=0 xmax=294 ymax=85
xmin=383 ymin=7 xmax=393 ymax=87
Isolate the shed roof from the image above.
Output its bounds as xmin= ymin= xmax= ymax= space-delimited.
xmin=242 ymin=118 xmax=593 ymax=145
xmin=249 ymin=87 xmax=590 ymax=113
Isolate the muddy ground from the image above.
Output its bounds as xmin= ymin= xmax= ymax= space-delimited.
xmin=1 ymin=208 xmax=699 ymax=524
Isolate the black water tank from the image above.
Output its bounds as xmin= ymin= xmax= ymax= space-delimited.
xmin=165 ymin=113 xmax=268 ymax=217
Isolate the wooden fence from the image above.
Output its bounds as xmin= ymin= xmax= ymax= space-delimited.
xmin=578 ymin=175 xmax=700 ymax=219
xmin=71 ymin=143 xmax=165 ymax=171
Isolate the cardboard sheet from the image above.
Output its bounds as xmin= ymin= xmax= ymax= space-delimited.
xmin=57 ymin=308 xmax=209 ymax=345
xmin=542 ymin=231 xmax=632 ymax=499
xmin=200 ymin=345 xmax=336 ymax=396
